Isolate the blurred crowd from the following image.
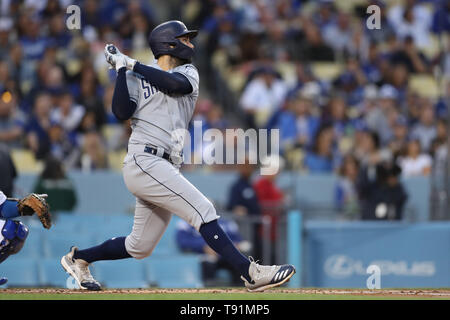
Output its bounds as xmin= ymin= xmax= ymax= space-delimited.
xmin=0 ymin=0 xmax=156 ymax=171
xmin=0 ymin=1 xmax=449 ymax=218
xmin=182 ymin=0 xmax=449 ymax=218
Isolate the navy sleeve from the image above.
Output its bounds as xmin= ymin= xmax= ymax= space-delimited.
xmin=112 ymin=67 xmax=137 ymax=121
xmin=133 ymin=62 xmax=193 ymax=95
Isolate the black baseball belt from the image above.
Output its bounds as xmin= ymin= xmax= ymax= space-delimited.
xmin=144 ymin=146 xmax=183 ymax=165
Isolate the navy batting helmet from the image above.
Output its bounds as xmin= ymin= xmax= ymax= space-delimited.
xmin=149 ymin=20 xmax=198 ymax=61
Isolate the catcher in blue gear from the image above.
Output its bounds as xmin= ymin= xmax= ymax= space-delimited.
xmin=0 ymin=190 xmax=51 ymax=285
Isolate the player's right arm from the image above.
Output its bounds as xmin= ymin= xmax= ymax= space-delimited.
xmin=111 ymin=67 xmax=138 ymax=121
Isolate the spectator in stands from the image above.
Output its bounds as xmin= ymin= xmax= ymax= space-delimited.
xmin=430 ymin=118 xmax=447 ymax=157
xmin=253 ymin=155 xmax=285 ymax=264
xmin=239 ymin=66 xmax=287 ymax=128
xmin=76 ymin=131 xmax=109 ymax=171
xmin=50 ymin=91 xmax=85 ymax=135
xmin=0 ymin=143 xmax=17 ymax=197
xmin=47 ymin=122 xmax=79 ymax=169
xmin=226 ymin=156 xmax=262 ymax=260
xmin=322 ymin=96 xmax=353 ymax=141
xmin=354 ymin=130 xmax=392 ymax=172
xmin=0 ymin=90 xmax=25 ymax=148
xmin=48 ymin=12 xmax=72 ymax=48
xmin=361 ymin=43 xmax=383 ymax=85
xmin=388 ymin=115 xmax=409 ymax=159
xmin=410 ymin=101 xmax=437 ymax=152
xmin=33 ymin=155 xmax=77 ymax=213
xmin=227 ymin=158 xmax=261 ymax=217
xmin=333 ymin=57 xmax=367 ymax=106
xmin=357 ymin=161 xmax=408 ymax=220
xmin=296 ymin=17 xmax=335 ymax=62
xmin=431 ymin=0 xmax=450 ymax=34
xmin=176 ymin=218 xmax=250 ymax=287
xmin=389 ymin=37 xmax=428 ymax=74
xmin=398 ymin=139 xmax=432 ymax=177
xmin=335 ymin=154 xmax=360 ymax=218
xmin=18 ymin=12 xmax=49 ymax=62
xmin=303 ymin=125 xmax=335 ymax=173
xmin=0 ymin=17 xmax=14 ymax=59
xmin=387 ymin=0 xmax=432 ymax=49
xmin=77 ymin=66 xmax=106 ymax=131
xmin=365 ymin=84 xmax=399 ymax=145
xmin=322 ymin=11 xmax=354 ymax=57
xmin=277 ymin=90 xmax=320 ymax=152
xmin=26 ymin=92 xmax=53 ymax=159
xmin=312 ymin=0 xmax=336 ymax=30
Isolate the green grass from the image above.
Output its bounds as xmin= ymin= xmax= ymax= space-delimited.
xmin=0 ymin=292 xmax=448 ymax=300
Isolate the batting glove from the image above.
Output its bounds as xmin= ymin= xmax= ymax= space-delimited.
xmin=104 ymin=44 xmax=136 ymax=72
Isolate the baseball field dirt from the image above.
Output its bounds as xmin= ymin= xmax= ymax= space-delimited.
xmin=0 ymin=288 xmax=449 ymax=300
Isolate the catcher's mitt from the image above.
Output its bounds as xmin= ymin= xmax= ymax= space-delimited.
xmin=18 ymin=194 xmax=52 ymax=229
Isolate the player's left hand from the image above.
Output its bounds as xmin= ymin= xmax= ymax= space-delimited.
xmin=104 ymin=44 xmax=136 ymax=72
xmin=18 ymin=193 xmax=52 ymax=229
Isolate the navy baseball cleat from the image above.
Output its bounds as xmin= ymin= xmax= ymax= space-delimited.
xmin=61 ymin=246 xmax=101 ymax=291
xmin=241 ymin=258 xmax=296 ymax=292
xmin=0 ymin=277 xmax=7 ymax=286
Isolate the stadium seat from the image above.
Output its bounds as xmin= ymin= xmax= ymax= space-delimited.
xmin=311 ymin=62 xmax=343 ymax=81
xmin=38 ymin=258 xmax=69 ymax=287
xmin=409 ymin=75 xmax=439 ymax=99
xmin=147 ymin=255 xmax=203 ymax=288
xmin=51 ymin=214 xmax=83 ymax=233
xmin=227 ymin=70 xmax=247 ymax=93
xmin=43 ymin=232 xmax=97 ymax=258
xmin=0 ymin=257 xmax=39 ymax=287
xmin=107 ymin=150 xmax=127 ymax=172
xmin=94 ymin=259 xmax=148 ymax=288
xmin=152 ymin=216 xmax=181 ymax=256
xmin=18 ymin=228 xmax=44 ymax=258
xmin=10 ymin=149 xmax=42 ymax=174
xmin=93 ymin=215 xmax=134 ymax=242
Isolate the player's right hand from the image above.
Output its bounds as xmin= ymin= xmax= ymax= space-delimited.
xmin=104 ymin=44 xmax=136 ymax=72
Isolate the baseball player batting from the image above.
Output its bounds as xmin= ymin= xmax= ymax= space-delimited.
xmin=61 ymin=20 xmax=295 ymax=292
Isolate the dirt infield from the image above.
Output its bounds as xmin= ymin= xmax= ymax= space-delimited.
xmin=2 ymin=288 xmax=450 ymax=298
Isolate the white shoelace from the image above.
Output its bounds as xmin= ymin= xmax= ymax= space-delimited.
xmin=249 ymin=257 xmax=277 ymax=281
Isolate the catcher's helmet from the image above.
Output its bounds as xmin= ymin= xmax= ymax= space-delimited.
xmin=149 ymin=20 xmax=198 ymax=61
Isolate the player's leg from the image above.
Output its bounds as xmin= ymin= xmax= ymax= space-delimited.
xmin=61 ymin=198 xmax=171 ymax=290
xmin=126 ymin=154 xmax=295 ymax=291
xmin=124 ymin=199 xmax=172 ymax=259
xmin=0 ymin=218 xmax=29 ymax=285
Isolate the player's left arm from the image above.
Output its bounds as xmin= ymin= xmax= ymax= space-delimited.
xmin=132 ymin=62 xmax=193 ymax=95
xmin=0 ymin=192 xmax=51 ymax=229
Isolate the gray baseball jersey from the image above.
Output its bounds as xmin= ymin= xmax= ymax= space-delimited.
xmin=122 ymin=62 xmax=218 ymax=259
xmin=126 ymin=62 xmax=199 ymax=153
